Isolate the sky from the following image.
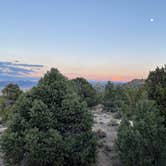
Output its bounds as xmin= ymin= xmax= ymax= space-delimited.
xmin=0 ymin=0 xmax=166 ymax=81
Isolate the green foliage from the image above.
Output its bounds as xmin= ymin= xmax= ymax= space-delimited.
xmin=117 ymin=65 xmax=166 ymax=166
xmin=117 ymin=100 xmax=166 ymax=166
xmin=2 ymin=83 xmax=22 ymax=105
xmin=0 ymin=84 xmax=22 ymax=122
xmin=72 ymin=77 xmax=99 ymax=107
xmin=0 ymin=97 xmax=6 ymax=111
xmin=146 ymin=65 xmax=166 ymax=116
xmin=121 ymin=87 xmax=148 ymax=118
xmin=1 ymin=68 xmax=97 ymax=166
xmin=0 ymin=107 xmax=11 ymax=123
xmin=103 ymin=81 xmax=124 ymax=112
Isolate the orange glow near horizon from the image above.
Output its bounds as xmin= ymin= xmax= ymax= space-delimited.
xmin=30 ymin=71 xmax=145 ymax=82
xmin=63 ymin=72 xmax=146 ymax=82
xmin=23 ymin=65 xmax=147 ymax=82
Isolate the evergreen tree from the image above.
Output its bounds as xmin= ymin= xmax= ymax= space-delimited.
xmin=1 ymin=68 xmax=97 ymax=166
xmin=146 ymin=65 xmax=166 ymax=117
xmin=117 ymin=66 xmax=166 ymax=166
xmin=0 ymin=84 xmax=22 ymax=122
xmin=103 ymin=81 xmax=123 ymax=112
xmin=2 ymin=83 xmax=22 ymax=105
xmin=121 ymin=87 xmax=147 ymax=118
xmin=117 ymin=100 xmax=166 ymax=166
xmin=72 ymin=77 xmax=99 ymax=107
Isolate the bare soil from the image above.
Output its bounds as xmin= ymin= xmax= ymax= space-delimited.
xmin=92 ymin=105 xmax=121 ymax=166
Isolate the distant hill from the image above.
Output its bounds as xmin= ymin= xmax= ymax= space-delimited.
xmin=0 ymin=79 xmax=145 ymax=91
xmin=89 ymin=80 xmax=125 ymax=86
xmin=89 ymin=80 xmax=125 ymax=92
xmin=90 ymin=79 xmax=145 ymax=92
xmin=0 ymin=80 xmax=38 ymax=90
xmin=123 ymin=79 xmax=145 ymax=88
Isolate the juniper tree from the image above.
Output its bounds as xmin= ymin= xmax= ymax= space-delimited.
xmin=1 ymin=68 xmax=97 ymax=166
xmin=72 ymin=77 xmax=99 ymax=107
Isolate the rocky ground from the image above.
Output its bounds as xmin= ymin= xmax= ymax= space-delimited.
xmin=92 ymin=105 xmax=121 ymax=166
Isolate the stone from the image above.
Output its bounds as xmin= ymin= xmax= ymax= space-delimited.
xmin=96 ymin=129 xmax=106 ymax=138
xmin=104 ymin=145 xmax=112 ymax=152
xmin=113 ymin=112 xmax=121 ymax=119
xmin=108 ymin=119 xmax=119 ymax=126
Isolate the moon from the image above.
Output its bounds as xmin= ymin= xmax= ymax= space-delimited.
xmin=150 ymin=18 xmax=154 ymax=22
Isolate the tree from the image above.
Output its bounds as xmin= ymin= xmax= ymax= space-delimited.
xmin=146 ymin=65 xmax=166 ymax=117
xmin=0 ymin=84 xmax=22 ymax=122
xmin=117 ymin=66 xmax=166 ymax=166
xmin=117 ymin=99 xmax=166 ymax=166
xmin=103 ymin=81 xmax=123 ymax=112
xmin=72 ymin=77 xmax=99 ymax=107
xmin=2 ymin=83 xmax=22 ymax=105
xmin=0 ymin=97 xmax=6 ymax=112
xmin=1 ymin=68 xmax=97 ymax=166
xmin=121 ymin=87 xmax=147 ymax=118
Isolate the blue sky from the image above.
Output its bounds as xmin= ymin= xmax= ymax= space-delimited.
xmin=0 ymin=0 xmax=166 ymax=81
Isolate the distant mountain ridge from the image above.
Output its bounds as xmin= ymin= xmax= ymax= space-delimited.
xmin=0 ymin=73 xmax=145 ymax=91
xmin=89 ymin=80 xmax=125 ymax=86
xmin=0 ymin=77 xmax=126 ymax=90
xmin=123 ymin=79 xmax=145 ymax=88
xmin=90 ymin=79 xmax=145 ymax=92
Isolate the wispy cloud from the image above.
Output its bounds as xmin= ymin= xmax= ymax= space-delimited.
xmin=13 ymin=63 xmax=44 ymax=68
xmin=0 ymin=61 xmax=46 ymax=81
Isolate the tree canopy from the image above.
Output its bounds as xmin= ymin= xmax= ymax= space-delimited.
xmin=0 ymin=83 xmax=22 ymax=122
xmin=116 ymin=65 xmax=166 ymax=166
xmin=117 ymin=100 xmax=166 ymax=166
xmin=146 ymin=65 xmax=166 ymax=116
xmin=103 ymin=81 xmax=124 ymax=112
xmin=1 ymin=68 xmax=97 ymax=166
xmin=2 ymin=83 xmax=22 ymax=105
xmin=72 ymin=77 xmax=99 ymax=107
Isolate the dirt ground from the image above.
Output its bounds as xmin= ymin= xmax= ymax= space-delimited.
xmin=92 ymin=105 xmax=121 ymax=166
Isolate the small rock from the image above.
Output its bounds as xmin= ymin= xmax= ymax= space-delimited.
xmin=113 ymin=112 xmax=121 ymax=119
xmin=105 ymin=145 xmax=112 ymax=152
xmin=98 ymin=141 xmax=104 ymax=148
xmin=108 ymin=119 xmax=119 ymax=126
xmin=99 ymin=121 xmax=104 ymax=124
xmin=96 ymin=129 xmax=106 ymax=138
xmin=0 ymin=125 xmax=7 ymax=134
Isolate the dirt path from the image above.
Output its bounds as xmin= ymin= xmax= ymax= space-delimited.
xmin=92 ymin=105 xmax=121 ymax=166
